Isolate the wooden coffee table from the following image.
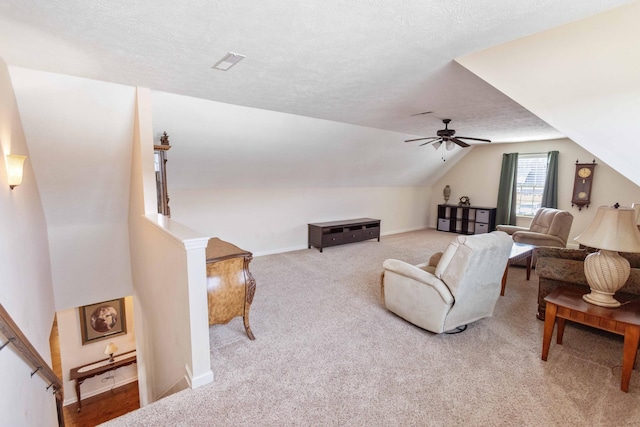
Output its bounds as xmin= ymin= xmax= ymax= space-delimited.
xmin=541 ymin=287 xmax=640 ymax=392
xmin=500 ymin=242 xmax=535 ymax=296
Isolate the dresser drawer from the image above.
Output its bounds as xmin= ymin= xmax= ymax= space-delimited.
xmin=343 ymin=229 xmax=364 ymax=243
xmin=475 ymin=223 xmax=489 ymax=234
xmin=438 ymin=218 xmax=450 ymax=231
xmin=476 ymin=209 xmax=490 ymax=224
xmin=322 ymin=233 xmax=344 ymax=247
xmin=363 ymin=226 xmax=380 ymax=240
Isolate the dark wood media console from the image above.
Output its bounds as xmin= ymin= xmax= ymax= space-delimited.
xmin=308 ymin=218 xmax=381 ymax=252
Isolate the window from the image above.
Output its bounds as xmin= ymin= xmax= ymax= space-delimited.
xmin=516 ymin=153 xmax=547 ymax=216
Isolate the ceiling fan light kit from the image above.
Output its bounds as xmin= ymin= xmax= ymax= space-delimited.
xmin=405 ymin=119 xmax=491 ymax=151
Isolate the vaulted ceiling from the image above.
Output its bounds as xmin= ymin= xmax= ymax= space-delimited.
xmin=0 ymin=0 xmax=633 ymax=143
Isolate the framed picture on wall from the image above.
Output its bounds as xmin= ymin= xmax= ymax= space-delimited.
xmin=79 ymin=298 xmax=127 ymax=345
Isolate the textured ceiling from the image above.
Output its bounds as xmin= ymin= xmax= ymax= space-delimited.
xmin=0 ymin=0 xmax=633 ymax=142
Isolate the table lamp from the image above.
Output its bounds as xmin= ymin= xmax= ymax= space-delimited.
xmin=574 ymin=204 xmax=640 ymax=307
xmin=104 ymin=342 xmax=118 ymax=363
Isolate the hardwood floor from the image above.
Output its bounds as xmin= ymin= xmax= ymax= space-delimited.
xmin=62 ymin=381 xmax=140 ymax=427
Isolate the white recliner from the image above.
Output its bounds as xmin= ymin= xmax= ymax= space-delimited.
xmin=381 ymin=231 xmax=512 ymax=334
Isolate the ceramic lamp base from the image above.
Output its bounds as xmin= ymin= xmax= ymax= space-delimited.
xmin=582 ymin=290 xmax=621 ymax=307
xmin=583 ymin=250 xmax=630 ymax=308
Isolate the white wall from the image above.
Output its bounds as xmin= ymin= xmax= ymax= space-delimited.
xmin=9 ymin=67 xmax=136 ymax=311
xmin=128 ymin=215 xmax=212 ymax=400
xmin=0 ymin=59 xmax=58 ymax=426
xmin=129 ymin=88 xmax=212 ymax=404
xmin=429 ymin=138 xmax=640 ymax=246
xmin=170 ymin=186 xmax=430 ymax=255
xmin=150 ymin=90 xmax=442 ymax=255
xmin=7 ymin=67 xmax=142 ymax=412
xmin=128 ymin=87 xmax=156 ymax=406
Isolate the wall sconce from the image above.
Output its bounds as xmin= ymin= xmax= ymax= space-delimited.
xmin=104 ymin=342 xmax=118 ymax=363
xmin=6 ymin=154 xmax=27 ymax=190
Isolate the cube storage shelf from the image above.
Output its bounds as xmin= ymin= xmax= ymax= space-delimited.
xmin=437 ymin=204 xmax=496 ymax=235
xmin=308 ymin=218 xmax=381 ymax=252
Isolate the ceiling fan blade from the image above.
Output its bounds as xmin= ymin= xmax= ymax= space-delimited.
xmin=405 ymin=136 xmax=439 ymax=143
xmin=450 ymin=137 xmax=470 ymax=148
xmin=419 ymin=138 xmax=442 ymax=147
xmin=410 ymin=111 xmax=433 ymax=117
xmin=455 ymin=136 xmax=492 ymax=143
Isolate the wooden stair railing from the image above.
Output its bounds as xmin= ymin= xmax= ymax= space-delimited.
xmin=0 ymin=303 xmax=64 ymax=426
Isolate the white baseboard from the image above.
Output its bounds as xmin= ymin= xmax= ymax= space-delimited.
xmin=381 ymin=226 xmax=429 ymax=235
xmin=253 ymin=226 xmax=431 ymax=257
xmin=253 ymin=244 xmax=307 ymax=257
xmin=189 ymin=370 xmax=214 ymax=389
xmin=183 ymin=363 xmax=214 ymax=390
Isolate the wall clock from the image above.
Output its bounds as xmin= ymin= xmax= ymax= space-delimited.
xmin=459 ymin=196 xmax=471 ymax=206
xmin=571 ymin=160 xmax=596 ymax=211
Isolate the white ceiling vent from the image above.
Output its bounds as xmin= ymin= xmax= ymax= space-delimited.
xmin=212 ymin=52 xmax=245 ymax=71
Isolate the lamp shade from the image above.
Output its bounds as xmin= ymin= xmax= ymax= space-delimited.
xmin=633 ymin=202 xmax=640 ymax=223
xmin=104 ymin=342 xmax=118 ymax=356
xmin=6 ymin=154 xmax=27 ymax=189
xmin=574 ymin=206 xmax=640 ymax=253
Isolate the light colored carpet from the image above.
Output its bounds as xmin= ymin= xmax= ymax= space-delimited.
xmin=103 ymin=229 xmax=640 ymax=426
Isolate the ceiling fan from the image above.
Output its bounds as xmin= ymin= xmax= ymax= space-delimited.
xmin=405 ymin=118 xmax=491 ymax=150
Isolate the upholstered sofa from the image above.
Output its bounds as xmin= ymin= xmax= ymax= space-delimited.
xmin=535 ymin=246 xmax=640 ymax=320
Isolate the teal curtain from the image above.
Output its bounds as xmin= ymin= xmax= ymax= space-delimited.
xmin=496 ymin=153 xmax=518 ymax=226
xmin=541 ymin=150 xmax=559 ymax=208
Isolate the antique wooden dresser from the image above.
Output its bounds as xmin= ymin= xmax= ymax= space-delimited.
xmin=205 ymin=238 xmax=256 ymax=340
